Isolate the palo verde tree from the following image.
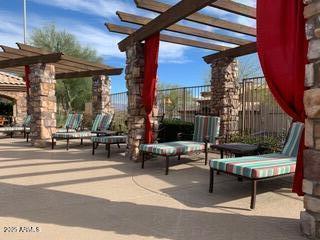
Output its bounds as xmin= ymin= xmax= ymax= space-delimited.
xmin=30 ymin=24 xmax=102 ymax=114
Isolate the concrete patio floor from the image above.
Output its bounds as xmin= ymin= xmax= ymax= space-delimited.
xmin=0 ymin=137 xmax=306 ymax=240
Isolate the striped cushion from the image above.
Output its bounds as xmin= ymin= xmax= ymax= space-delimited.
xmin=282 ymin=122 xmax=304 ymax=157
xmin=0 ymin=126 xmax=30 ymax=132
xmin=91 ymin=114 xmax=104 ymax=132
xmin=23 ymin=115 xmax=32 ymax=127
xmin=64 ymin=113 xmax=83 ymax=130
xmin=53 ymin=131 xmax=96 ymax=139
xmin=139 ymin=141 xmax=205 ymax=156
xmin=193 ymin=115 xmax=220 ymax=143
xmin=92 ymin=135 xmax=127 ymax=144
xmin=98 ymin=113 xmax=113 ymax=131
xmin=56 ymin=128 xmax=77 ymax=133
xmin=210 ymin=153 xmax=296 ymax=179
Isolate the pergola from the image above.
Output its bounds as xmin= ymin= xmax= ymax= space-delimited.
xmin=106 ymin=0 xmax=257 ymax=161
xmin=105 ymin=1 xmax=320 ymax=237
xmin=0 ymin=43 xmax=123 ymax=147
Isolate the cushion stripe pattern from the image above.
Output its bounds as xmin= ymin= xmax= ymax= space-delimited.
xmin=210 ymin=153 xmax=296 ymax=179
xmin=0 ymin=126 xmax=30 ymax=132
xmin=53 ymin=131 xmax=96 ymax=139
xmin=281 ymin=122 xmax=304 ymax=157
xmin=139 ymin=141 xmax=205 ymax=156
xmin=192 ymin=116 xmax=220 ymax=144
xmin=91 ymin=135 xmax=127 ymax=144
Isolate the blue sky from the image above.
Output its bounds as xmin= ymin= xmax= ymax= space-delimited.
xmin=0 ymin=0 xmax=260 ymax=93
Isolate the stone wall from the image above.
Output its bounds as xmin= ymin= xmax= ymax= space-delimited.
xmin=125 ymin=43 xmax=158 ymax=161
xmin=28 ymin=63 xmax=56 ymax=147
xmin=92 ymin=75 xmax=112 ymax=117
xmin=210 ymin=57 xmax=240 ymax=140
xmin=300 ymin=1 xmax=320 ymax=239
xmin=0 ymin=91 xmax=27 ymax=124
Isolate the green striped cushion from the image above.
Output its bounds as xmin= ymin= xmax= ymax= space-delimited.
xmin=56 ymin=128 xmax=77 ymax=133
xmin=91 ymin=135 xmax=127 ymax=144
xmin=23 ymin=115 xmax=32 ymax=127
xmin=63 ymin=113 xmax=74 ymax=129
xmin=64 ymin=113 xmax=83 ymax=130
xmin=281 ymin=122 xmax=304 ymax=157
xmin=193 ymin=116 xmax=220 ymax=144
xmin=53 ymin=131 xmax=96 ymax=139
xmin=139 ymin=141 xmax=205 ymax=156
xmin=98 ymin=113 xmax=113 ymax=131
xmin=0 ymin=126 xmax=30 ymax=132
xmin=210 ymin=153 xmax=296 ymax=179
xmin=91 ymin=114 xmax=103 ymax=132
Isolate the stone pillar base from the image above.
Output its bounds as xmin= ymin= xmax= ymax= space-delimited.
xmin=300 ymin=211 xmax=320 ymax=239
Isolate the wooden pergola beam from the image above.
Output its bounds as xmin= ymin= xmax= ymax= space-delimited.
xmin=55 ymin=69 xmax=123 ymax=79
xmin=0 ymin=53 xmax=62 ymax=69
xmin=135 ymin=0 xmax=256 ymax=37
xmin=118 ymin=0 xmax=219 ymax=51
xmin=117 ymin=11 xmax=251 ymax=45
xmin=107 ymin=23 xmax=229 ymax=51
xmin=211 ymin=0 xmax=256 ymax=19
xmin=203 ymin=42 xmax=256 ymax=63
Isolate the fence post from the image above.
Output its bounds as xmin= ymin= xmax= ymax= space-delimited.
xmin=183 ymin=88 xmax=187 ymax=121
xmin=241 ymin=80 xmax=246 ymax=136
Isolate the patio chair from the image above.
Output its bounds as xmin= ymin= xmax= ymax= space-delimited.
xmin=209 ymin=122 xmax=304 ymax=209
xmin=51 ymin=113 xmax=113 ymax=150
xmin=139 ymin=115 xmax=220 ymax=175
xmin=91 ymin=135 xmax=127 ymax=158
xmin=0 ymin=115 xmax=32 ymax=142
xmin=56 ymin=113 xmax=83 ymax=133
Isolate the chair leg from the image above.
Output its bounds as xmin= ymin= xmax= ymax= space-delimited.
xmin=92 ymin=142 xmax=95 ymax=155
xmin=67 ymin=138 xmax=69 ymax=151
xmin=26 ymin=133 xmax=29 ymax=142
xmin=80 ymin=138 xmax=83 ymax=145
xmin=165 ymin=156 xmax=169 ymax=175
xmin=23 ymin=130 xmax=26 ymax=138
xmin=107 ymin=144 xmax=111 ymax=158
xmin=141 ymin=152 xmax=145 ymax=169
xmin=209 ymin=168 xmax=214 ymax=193
xmin=117 ymin=143 xmax=120 ymax=149
xmin=250 ymin=180 xmax=257 ymax=209
xmin=52 ymin=138 xmax=55 ymax=149
xmin=10 ymin=132 xmax=13 ymax=138
xmin=178 ymin=155 xmax=181 ymax=161
xmin=205 ymin=143 xmax=208 ymax=165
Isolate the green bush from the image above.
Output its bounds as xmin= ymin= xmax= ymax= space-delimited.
xmin=158 ymin=119 xmax=194 ymax=142
xmin=229 ymin=133 xmax=286 ymax=153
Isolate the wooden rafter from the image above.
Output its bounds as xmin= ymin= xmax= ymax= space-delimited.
xmin=135 ymin=0 xmax=256 ymax=37
xmin=118 ymin=0 xmax=219 ymax=51
xmin=211 ymin=0 xmax=256 ymax=19
xmin=117 ymin=11 xmax=250 ymax=45
xmin=107 ymin=23 xmax=229 ymax=51
xmin=203 ymin=42 xmax=256 ymax=63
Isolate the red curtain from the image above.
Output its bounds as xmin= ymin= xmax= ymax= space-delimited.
xmin=24 ymin=65 xmax=30 ymax=96
xmin=142 ymin=33 xmax=160 ymax=144
xmin=257 ymin=0 xmax=308 ymax=195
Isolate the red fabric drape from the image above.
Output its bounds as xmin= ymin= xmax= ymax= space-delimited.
xmin=142 ymin=33 xmax=160 ymax=144
xmin=257 ymin=0 xmax=308 ymax=195
xmin=24 ymin=65 xmax=30 ymax=96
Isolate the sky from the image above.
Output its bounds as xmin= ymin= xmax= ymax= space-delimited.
xmin=0 ymin=0 xmax=260 ymax=93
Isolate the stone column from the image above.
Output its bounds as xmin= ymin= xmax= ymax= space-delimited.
xmin=92 ymin=75 xmax=112 ymax=116
xmin=300 ymin=1 xmax=320 ymax=239
xmin=210 ymin=57 xmax=240 ymax=141
xmin=28 ymin=63 xmax=56 ymax=147
xmin=125 ymin=43 xmax=158 ymax=161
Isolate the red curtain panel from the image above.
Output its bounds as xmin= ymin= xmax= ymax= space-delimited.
xmin=142 ymin=33 xmax=160 ymax=144
xmin=257 ymin=0 xmax=308 ymax=195
xmin=24 ymin=65 xmax=30 ymax=96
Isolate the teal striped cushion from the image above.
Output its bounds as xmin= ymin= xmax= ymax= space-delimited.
xmin=91 ymin=114 xmax=103 ymax=132
xmin=140 ymin=141 xmax=205 ymax=156
xmin=282 ymin=122 xmax=304 ymax=157
xmin=193 ymin=116 xmax=220 ymax=144
xmin=23 ymin=115 xmax=32 ymax=127
xmin=210 ymin=153 xmax=296 ymax=178
xmin=53 ymin=131 xmax=96 ymax=139
xmin=98 ymin=113 xmax=113 ymax=131
xmin=64 ymin=113 xmax=83 ymax=130
xmin=64 ymin=113 xmax=74 ymax=129
xmin=91 ymin=135 xmax=127 ymax=144
xmin=0 ymin=126 xmax=26 ymax=132
xmin=56 ymin=128 xmax=77 ymax=133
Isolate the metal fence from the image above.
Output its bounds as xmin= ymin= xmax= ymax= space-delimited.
xmin=110 ymin=77 xmax=291 ymax=137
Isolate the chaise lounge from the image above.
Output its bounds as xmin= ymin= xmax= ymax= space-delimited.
xmin=56 ymin=112 xmax=83 ymax=133
xmin=139 ymin=115 xmax=220 ymax=175
xmin=209 ymin=122 xmax=304 ymax=209
xmin=91 ymin=135 xmax=127 ymax=158
xmin=52 ymin=113 xmax=113 ymax=150
xmin=0 ymin=115 xmax=32 ymax=142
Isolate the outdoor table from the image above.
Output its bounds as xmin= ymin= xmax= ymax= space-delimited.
xmin=211 ymin=143 xmax=259 ymax=158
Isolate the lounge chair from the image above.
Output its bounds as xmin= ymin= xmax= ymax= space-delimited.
xmin=56 ymin=113 xmax=83 ymax=133
xmin=139 ymin=115 xmax=220 ymax=175
xmin=91 ymin=135 xmax=127 ymax=157
xmin=0 ymin=115 xmax=32 ymax=142
xmin=52 ymin=113 xmax=113 ymax=150
xmin=209 ymin=122 xmax=304 ymax=209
